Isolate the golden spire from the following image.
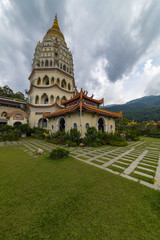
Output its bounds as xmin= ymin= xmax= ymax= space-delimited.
xmin=46 ymin=15 xmax=64 ymax=40
xmin=51 ymin=14 xmax=60 ymax=31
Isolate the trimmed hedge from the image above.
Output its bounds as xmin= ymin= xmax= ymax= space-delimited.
xmin=49 ymin=148 xmax=70 ymax=159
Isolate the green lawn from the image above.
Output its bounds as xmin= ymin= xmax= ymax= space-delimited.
xmin=0 ymin=146 xmax=160 ymax=240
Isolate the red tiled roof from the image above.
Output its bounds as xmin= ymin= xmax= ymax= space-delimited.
xmin=61 ymin=88 xmax=104 ymax=105
xmin=44 ymin=100 xmax=122 ymax=118
xmin=7 ymin=110 xmax=29 ymax=118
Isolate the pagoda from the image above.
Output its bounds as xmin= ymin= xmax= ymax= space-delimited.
xmin=27 ymin=15 xmax=122 ymax=135
xmin=27 ymin=15 xmax=75 ymax=128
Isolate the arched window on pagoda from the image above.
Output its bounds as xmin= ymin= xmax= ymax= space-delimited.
xmin=56 ymin=96 xmax=60 ymax=104
xmin=51 ymin=77 xmax=54 ymax=85
xmin=63 ymin=64 xmax=66 ymax=71
xmin=50 ymin=60 xmax=52 ymax=67
xmin=43 ymin=75 xmax=49 ymax=85
xmin=35 ymin=95 xmax=39 ymax=104
xmin=61 ymin=79 xmax=67 ymax=88
xmin=45 ymin=60 xmax=48 ymax=67
xmin=60 ymin=63 xmax=62 ymax=69
xmin=50 ymin=95 xmax=54 ymax=104
xmin=57 ymin=78 xmax=60 ymax=86
xmin=68 ymin=83 xmax=71 ymax=90
xmin=37 ymin=77 xmax=41 ymax=85
xmin=41 ymin=93 xmax=49 ymax=104
xmin=61 ymin=96 xmax=67 ymax=101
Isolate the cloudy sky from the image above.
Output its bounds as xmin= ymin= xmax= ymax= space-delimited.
xmin=0 ymin=0 xmax=160 ymax=104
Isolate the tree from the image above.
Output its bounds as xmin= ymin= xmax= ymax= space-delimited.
xmin=14 ymin=91 xmax=25 ymax=100
xmin=0 ymin=85 xmax=25 ymax=100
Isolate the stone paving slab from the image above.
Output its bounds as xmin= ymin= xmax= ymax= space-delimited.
xmin=134 ymin=170 xmax=153 ymax=179
xmin=124 ymin=150 xmax=148 ymax=175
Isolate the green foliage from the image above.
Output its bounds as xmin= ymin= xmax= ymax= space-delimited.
xmin=83 ymin=127 xmax=127 ymax=146
xmin=0 ymin=85 xmax=25 ymax=100
xmin=2 ymin=129 xmax=21 ymax=141
xmin=49 ymin=128 xmax=81 ymax=145
xmin=65 ymin=140 xmax=77 ymax=147
xmin=83 ymin=127 xmax=99 ymax=146
xmin=32 ymin=127 xmax=49 ymax=139
xmin=68 ymin=128 xmax=81 ymax=144
xmin=1 ymin=124 xmax=14 ymax=133
xmin=116 ymin=119 xmax=160 ymax=139
xmin=20 ymin=124 xmax=32 ymax=135
xmin=49 ymin=148 xmax=69 ymax=159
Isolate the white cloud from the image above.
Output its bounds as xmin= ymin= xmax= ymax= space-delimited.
xmin=0 ymin=0 xmax=160 ymax=104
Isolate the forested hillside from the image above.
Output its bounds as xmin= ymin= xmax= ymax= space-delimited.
xmin=102 ymin=95 xmax=160 ymax=122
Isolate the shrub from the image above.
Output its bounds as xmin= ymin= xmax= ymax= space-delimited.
xmin=68 ymin=128 xmax=81 ymax=144
xmin=20 ymin=124 xmax=32 ymax=135
xmin=65 ymin=140 xmax=77 ymax=147
xmin=1 ymin=124 xmax=14 ymax=133
xmin=1 ymin=129 xmax=21 ymax=141
xmin=83 ymin=127 xmax=98 ymax=146
xmin=32 ymin=127 xmax=49 ymax=139
xmin=49 ymin=148 xmax=69 ymax=159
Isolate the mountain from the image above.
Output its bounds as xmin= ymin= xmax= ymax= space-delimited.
xmin=102 ymin=95 xmax=160 ymax=122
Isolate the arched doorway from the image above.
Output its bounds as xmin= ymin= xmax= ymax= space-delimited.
xmin=42 ymin=118 xmax=47 ymax=128
xmin=38 ymin=118 xmax=48 ymax=128
xmin=98 ymin=117 xmax=105 ymax=132
xmin=59 ymin=117 xmax=65 ymax=131
xmin=13 ymin=121 xmax=22 ymax=129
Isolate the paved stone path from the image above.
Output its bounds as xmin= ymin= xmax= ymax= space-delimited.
xmin=1 ymin=138 xmax=160 ymax=191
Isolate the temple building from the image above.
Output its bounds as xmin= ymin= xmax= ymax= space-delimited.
xmin=27 ymin=15 xmax=75 ymax=128
xmin=0 ymin=97 xmax=28 ymax=126
xmin=0 ymin=15 xmax=122 ymax=134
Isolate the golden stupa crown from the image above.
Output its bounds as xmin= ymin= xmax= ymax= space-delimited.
xmin=46 ymin=14 xmax=64 ymax=40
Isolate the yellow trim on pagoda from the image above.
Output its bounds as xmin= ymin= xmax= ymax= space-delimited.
xmin=46 ymin=15 xmax=64 ymax=40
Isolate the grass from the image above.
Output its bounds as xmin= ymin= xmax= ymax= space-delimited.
xmin=97 ymin=157 xmax=109 ymax=161
xmin=130 ymin=172 xmax=154 ymax=184
xmin=77 ymin=156 xmax=89 ymax=160
xmin=107 ymin=165 xmax=124 ymax=173
xmin=119 ymin=159 xmax=132 ymax=164
xmin=0 ymin=145 xmax=160 ymax=240
xmin=135 ymin=167 xmax=155 ymax=177
xmin=91 ymin=160 xmax=104 ymax=165
xmin=141 ymin=160 xmax=158 ymax=167
xmin=114 ymin=161 xmax=129 ymax=168
xmin=138 ymin=163 xmax=156 ymax=171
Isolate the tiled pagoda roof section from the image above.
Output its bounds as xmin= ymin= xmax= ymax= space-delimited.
xmin=7 ymin=110 xmax=29 ymax=118
xmin=61 ymin=87 xmax=104 ymax=105
xmin=44 ymin=100 xmax=122 ymax=118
